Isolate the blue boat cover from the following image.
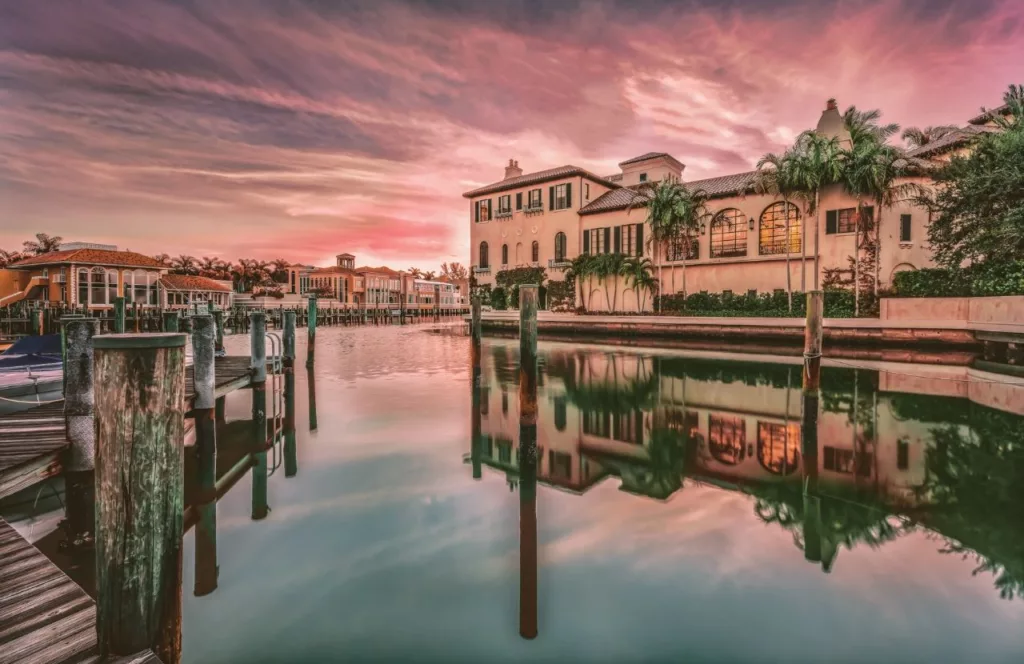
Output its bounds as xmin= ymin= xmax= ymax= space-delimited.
xmin=2 ymin=334 xmax=62 ymax=357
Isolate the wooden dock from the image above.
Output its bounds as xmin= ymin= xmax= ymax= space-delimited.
xmin=0 ymin=518 xmax=161 ymax=663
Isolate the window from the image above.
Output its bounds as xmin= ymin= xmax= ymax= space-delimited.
xmin=90 ymin=267 xmax=106 ymax=306
xmin=527 ymin=188 xmax=543 ymax=210
xmin=756 ymin=422 xmax=800 ymax=475
xmin=502 ymin=391 xmax=508 ymax=414
xmin=585 ymin=183 xmax=590 ymax=200
xmin=551 ymin=183 xmax=570 ymax=210
xmin=708 ymin=414 xmax=745 ymax=465
xmin=667 ymin=229 xmax=698 ymax=261
xmin=758 ymin=202 xmax=802 ymax=255
xmin=554 ymin=396 xmax=567 ymax=431
xmin=474 ymin=199 xmax=492 ymax=222
xmin=77 ymin=268 xmax=89 ymax=305
xmin=531 ymin=241 xmax=539 ymax=263
xmin=826 ymin=207 xmax=872 ymax=235
xmin=479 ymin=242 xmax=489 ymax=268
xmin=900 ymin=214 xmax=912 ymax=242
xmin=585 ymin=227 xmax=609 ymax=255
xmin=107 ymin=269 xmax=118 ymax=303
xmin=618 ymin=224 xmax=641 ymax=256
xmin=501 ymin=244 xmax=508 ymax=265
xmin=823 ymin=446 xmax=872 ymax=476
xmin=549 ymin=451 xmax=572 ymax=481
xmin=897 ymin=438 xmax=909 ymax=470
xmin=554 ymin=232 xmax=567 ymax=261
xmin=639 ymin=173 xmax=647 ymax=182
xmin=516 ymin=192 xmax=523 ymax=210
xmin=497 ymin=194 xmax=511 ymax=214
xmin=710 ymin=208 xmax=747 ymax=258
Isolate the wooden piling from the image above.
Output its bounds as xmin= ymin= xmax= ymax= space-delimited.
xmin=518 ymin=285 xmax=538 ymax=640
xmin=63 ymin=318 xmax=99 ymax=548
xmin=212 ymin=309 xmax=225 ymax=353
xmin=250 ymin=312 xmax=268 ymax=520
xmin=308 ymin=370 xmax=318 ymax=432
xmin=191 ymin=315 xmax=218 ymax=596
xmin=162 ymin=310 xmax=179 ymax=333
xmin=93 ymin=333 xmax=186 ymax=663
xmin=113 ymin=296 xmax=126 ymax=334
xmin=801 ymin=290 xmax=823 ymax=566
xmin=283 ymin=309 xmax=297 ymax=477
xmin=306 ymin=295 xmax=317 ymax=369
xmin=470 ymin=296 xmax=483 ymax=480
xmin=802 ymin=290 xmax=823 ymax=392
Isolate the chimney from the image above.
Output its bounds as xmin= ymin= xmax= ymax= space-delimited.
xmin=815 ymin=98 xmax=852 ymax=149
xmin=504 ymin=158 xmax=523 ymax=180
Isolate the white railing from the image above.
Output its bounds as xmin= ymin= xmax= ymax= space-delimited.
xmin=473 ymin=265 xmax=491 ymax=274
xmin=495 ymin=209 xmax=513 ymax=219
xmin=548 ymin=258 xmax=571 ymax=269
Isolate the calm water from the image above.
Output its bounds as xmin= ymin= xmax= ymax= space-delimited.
xmin=82 ymin=326 xmax=1024 ymax=661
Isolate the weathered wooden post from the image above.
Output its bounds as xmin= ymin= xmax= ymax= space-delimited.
xmin=191 ymin=315 xmax=218 ymax=596
xmin=94 ymin=332 xmax=185 ymax=663
xmin=63 ymin=318 xmax=99 ymax=548
xmin=283 ymin=310 xmax=298 ymax=477
xmin=306 ymin=294 xmax=317 ymax=369
xmin=308 ymin=370 xmax=318 ymax=432
xmin=801 ymin=290 xmax=823 ymax=566
xmin=250 ymin=311 xmax=268 ymax=520
xmin=470 ymin=296 xmax=483 ymax=480
xmin=518 ymin=284 xmax=538 ymax=640
xmin=180 ymin=312 xmax=192 ymax=334
xmin=434 ymin=284 xmax=441 ymax=321
xmin=162 ymin=310 xmax=179 ymax=333
xmin=113 ymin=296 xmax=126 ymax=333
xmin=34 ymin=307 xmax=45 ymax=336
xmin=212 ymin=309 xmax=225 ymax=353
xmin=803 ymin=290 xmax=823 ymax=392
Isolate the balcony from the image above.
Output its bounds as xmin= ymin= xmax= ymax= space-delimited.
xmin=548 ymin=258 xmax=571 ymax=269
xmin=51 ymin=273 xmax=67 ymax=284
xmin=524 ymin=203 xmax=544 ymax=214
xmin=495 ymin=209 xmax=513 ymax=220
xmin=473 ymin=265 xmax=491 ymax=274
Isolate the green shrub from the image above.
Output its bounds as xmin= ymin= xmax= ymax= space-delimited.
xmin=490 ymin=287 xmax=508 ymax=310
xmin=891 ymin=261 xmax=1024 ymax=298
xmin=547 ymin=279 xmax=575 ymax=312
xmin=653 ymin=288 xmax=857 ymax=318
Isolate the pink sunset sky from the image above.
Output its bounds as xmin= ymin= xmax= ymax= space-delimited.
xmin=0 ymin=0 xmax=1021 ymax=271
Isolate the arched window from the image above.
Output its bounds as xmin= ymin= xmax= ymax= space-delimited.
xmin=759 ymin=202 xmax=801 ymax=255
xmin=757 ymin=422 xmax=800 ymax=475
xmin=77 ymin=268 xmax=89 ymax=306
xmin=479 ymin=242 xmax=489 ymax=268
xmin=515 ymin=242 xmax=522 ymax=264
xmin=710 ymin=208 xmax=747 ymax=258
xmin=107 ymin=269 xmax=118 ymax=303
xmin=502 ymin=244 xmax=508 ymax=265
xmin=554 ymin=232 xmax=567 ymax=261
xmin=90 ymin=267 xmax=106 ymax=306
xmin=531 ymin=241 xmax=539 ymax=263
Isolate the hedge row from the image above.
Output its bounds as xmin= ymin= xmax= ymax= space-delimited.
xmin=892 ymin=262 xmax=1024 ymax=298
xmin=655 ymin=289 xmax=857 ymax=318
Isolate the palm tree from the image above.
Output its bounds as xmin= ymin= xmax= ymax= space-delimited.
xmin=153 ymin=253 xmax=172 ymax=267
xmin=170 ymin=254 xmax=199 ymax=275
xmin=407 ymin=267 xmax=424 ymax=279
xmin=270 ymin=258 xmax=290 ymax=283
xmin=22 ymin=233 xmax=62 ymax=255
xmin=605 ymin=253 xmax=627 ymax=313
xmin=984 ymin=83 xmax=1024 ymax=130
xmin=755 ymin=150 xmax=802 ymax=310
xmin=566 ymin=254 xmax=593 ymax=312
xmin=622 ymin=255 xmax=657 ymax=312
xmin=901 ymin=125 xmax=959 ymax=149
xmin=198 ymin=256 xmax=223 ymax=277
xmin=842 ymin=105 xmax=900 ymax=145
xmin=0 ymin=249 xmax=23 ymax=268
xmin=789 ymin=132 xmax=844 ymax=290
xmin=441 ymin=262 xmax=469 ymax=280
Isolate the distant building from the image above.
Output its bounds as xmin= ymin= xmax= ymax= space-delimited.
xmin=286 ymin=253 xmax=440 ymax=309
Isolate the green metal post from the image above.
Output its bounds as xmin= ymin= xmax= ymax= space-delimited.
xmin=113 ymin=296 xmax=125 ymax=333
xmin=306 ymin=295 xmax=317 ymax=368
xmin=250 ymin=311 xmax=268 ymax=520
xmin=283 ymin=310 xmax=297 ymax=477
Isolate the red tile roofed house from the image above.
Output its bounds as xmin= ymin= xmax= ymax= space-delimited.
xmin=1 ymin=243 xmax=168 ymax=309
xmin=283 ymin=253 xmax=413 ymax=307
xmin=160 ymin=273 xmax=234 ymax=310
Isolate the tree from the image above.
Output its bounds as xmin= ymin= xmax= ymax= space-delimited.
xmin=170 ymin=254 xmax=199 ymax=275
xmin=755 ymin=149 xmax=802 ymax=310
xmin=198 ymin=256 xmax=231 ymax=279
xmin=153 ymin=253 xmax=172 ymax=267
xmin=566 ymin=254 xmax=594 ymax=311
xmin=22 ymin=233 xmax=62 ymax=255
xmin=407 ymin=267 xmax=424 ymax=278
xmin=270 ymin=259 xmax=290 ymax=283
xmin=842 ymin=105 xmax=900 ymax=145
xmin=441 ymin=262 xmax=469 ymax=281
xmin=901 ymin=125 xmax=959 ymax=149
xmin=924 ymin=85 xmax=1024 ymax=268
xmin=788 ymin=132 xmax=844 ymax=290
xmin=0 ymin=249 xmax=24 ymax=268
xmin=622 ymin=255 xmax=657 ymax=312
xmin=422 ymin=270 xmax=437 ymax=281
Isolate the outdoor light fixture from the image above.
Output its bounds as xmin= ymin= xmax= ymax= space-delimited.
xmin=700 ymin=222 xmax=707 ymax=235
xmin=748 ymin=217 xmax=755 ymax=230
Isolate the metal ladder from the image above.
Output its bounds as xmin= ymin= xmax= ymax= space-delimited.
xmin=264 ymin=331 xmax=286 ymax=475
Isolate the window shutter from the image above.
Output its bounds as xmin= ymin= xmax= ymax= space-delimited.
xmin=864 ymin=206 xmax=874 ymax=224
xmin=474 ymin=201 xmax=480 ymax=223
xmin=549 ymin=186 xmax=555 ymax=210
xmin=516 ymin=193 xmax=522 ymax=210
xmin=604 ymin=227 xmax=611 ymax=254
xmin=614 ymin=226 xmax=621 ymax=254
xmin=583 ymin=230 xmax=590 ymax=254
xmin=900 ymin=214 xmax=912 ymax=242
xmin=488 ymin=198 xmax=493 ymax=221
xmin=636 ymin=224 xmax=644 ymax=256
xmin=825 ymin=210 xmax=837 ymax=234
xmin=565 ymin=183 xmax=572 ymax=208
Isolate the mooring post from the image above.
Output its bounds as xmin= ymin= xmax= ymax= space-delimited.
xmin=470 ymin=296 xmax=483 ymax=479
xmin=212 ymin=308 xmax=225 ymax=353
xmin=35 ymin=307 xmax=45 ymax=336
xmin=133 ymin=302 xmax=140 ymax=333
xmin=113 ymin=296 xmax=125 ymax=334
xmin=163 ymin=310 xmax=179 ymax=333
xmin=434 ymin=284 xmax=441 ymax=321
xmin=191 ymin=315 xmax=219 ymax=596
xmin=180 ymin=312 xmax=192 ymax=334
xmin=283 ymin=310 xmax=298 ymax=477
xmin=308 ymin=370 xmax=318 ymax=432
xmin=250 ymin=311 xmax=269 ymax=520
xmin=306 ymin=295 xmax=317 ymax=369
xmin=518 ymin=284 xmax=539 ymax=640
xmin=63 ymin=318 xmax=99 ymax=549
xmin=801 ymin=290 xmax=823 ymax=566
xmin=94 ymin=332 xmax=185 ymax=663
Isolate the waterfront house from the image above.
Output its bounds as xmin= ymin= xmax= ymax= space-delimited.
xmin=160 ymin=274 xmax=234 ymax=310
xmin=285 ymin=253 xmax=415 ymax=308
xmin=465 ymin=99 xmax=998 ymax=312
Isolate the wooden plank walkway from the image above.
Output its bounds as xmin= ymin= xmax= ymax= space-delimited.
xmin=184 ymin=355 xmax=254 ymax=405
xmin=0 ymin=401 xmax=67 ymax=500
xmin=0 ymin=518 xmax=161 ymax=664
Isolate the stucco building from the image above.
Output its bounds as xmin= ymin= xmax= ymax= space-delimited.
xmin=465 ymin=100 xmax=997 ymax=312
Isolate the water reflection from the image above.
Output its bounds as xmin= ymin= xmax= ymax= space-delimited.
xmin=471 ymin=340 xmax=1024 ymax=601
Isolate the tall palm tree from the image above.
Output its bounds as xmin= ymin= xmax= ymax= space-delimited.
xmin=789 ymin=132 xmax=844 ymax=290
xmin=901 ymin=125 xmax=959 ymax=149
xmin=153 ymin=253 xmax=172 ymax=267
xmin=605 ymin=253 xmax=626 ymax=313
xmin=170 ymin=254 xmax=199 ymax=275
xmin=270 ymin=258 xmax=290 ymax=283
xmin=754 ymin=150 xmax=802 ymax=310
xmin=198 ymin=256 xmax=223 ymax=277
xmin=622 ymin=255 xmax=657 ymax=312
xmin=22 ymin=233 xmax=63 ymax=255
xmin=0 ymin=249 xmax=24 ymax=268
xmin=566 ymin=254 xmax=593 ymax=312
xmin=842 ymin=106 xmax=900 ymax=145
xmin=984 ymin=83 xmax=1024 ymax=130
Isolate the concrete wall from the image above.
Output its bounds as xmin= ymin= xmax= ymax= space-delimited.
xmin=880 ymin=296 xmax=1024 ymax=329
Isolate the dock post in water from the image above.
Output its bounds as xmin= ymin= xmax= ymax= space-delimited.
xmin=93 ymin=332 xmax=186 ymax=663
xmin=518 ymin=284 xmax=539 ymax=640
xmin=113 ymin=296 xmax=126 ymax=333
xmin=63 ymin=318 xmax=99 ymax=548
xmin=306 ymin=295 xmax=317 ymax=369
xmin=801 ymin=290 xmax=823 ymax=565
xmin=802 ymin=290 xmax=823 ymax=392
xmin=283 ymin=310 xmax=297 ymax=477
xmin=470 ymin=296 xmax=483 ymax=479
xmin=162 ymin=310 xmax=179 ymax=333
xmin=250 ymin=311 xmax=269 ymax=520
xmin=191 ymin=315 xmax=219 ymax=596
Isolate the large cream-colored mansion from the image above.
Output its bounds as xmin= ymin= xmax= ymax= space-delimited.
xmin=465 ymin=100 xmax=1003 ymax=311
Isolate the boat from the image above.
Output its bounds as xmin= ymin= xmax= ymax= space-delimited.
xmin=0 ymin=335 xmax=64 ymax=414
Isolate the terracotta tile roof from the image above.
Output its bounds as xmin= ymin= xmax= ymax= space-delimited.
xmin=355 ymin=265 xmax=402 ymax=276
xmin=618 ymin=152 xmax=685 ymax=170
xmin=905 ymin=125 xmax=997 ymax=158
xmin=579 ymin=171 xmax=761 ymax=215
xmin=10 ymin=248 xmax=165 ymax=269
xmin=159 ymin=274 xmax=232 ymax=292
xmin=604 ymin=173 xmax=623 ymax=182
xmin=311 ymin=265 xmax=356 ymax=275
xmin=579 ymin=187 xmax=647 ymax=215
xmin=462 ymin=165 xmax=621 ymax=198
xmin=968 ymin=103 xmax=1010 ymax=125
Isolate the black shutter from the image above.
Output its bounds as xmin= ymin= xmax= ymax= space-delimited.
xmin=825 ymin=210 xmax=837 ymax=234
xmin=549 ymin=186 xmax=555 ymax=210
xmin=864 ymin=206 xmax=874 ymax=224
xmin=474 ymin=201 xmax=480 ymax=223
xmin=583 ymin=230 xmax=590 ymax=254
xmin=614 ymin=226 xmax=621 ymax=254
xmin=636 ymin=224 xmax=644 ymax=256
xmin=516 ymin=193 xmax=522 ymax=210
xmin=604 ymin=227 xmax=611 ymax=254
xmin=901 ymin=214 xmax=912 ymax=242
xmin=488 ymin=198 xmax=493 ymax=221
xmin=566 ymin=183 xmax=572 ymax=208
